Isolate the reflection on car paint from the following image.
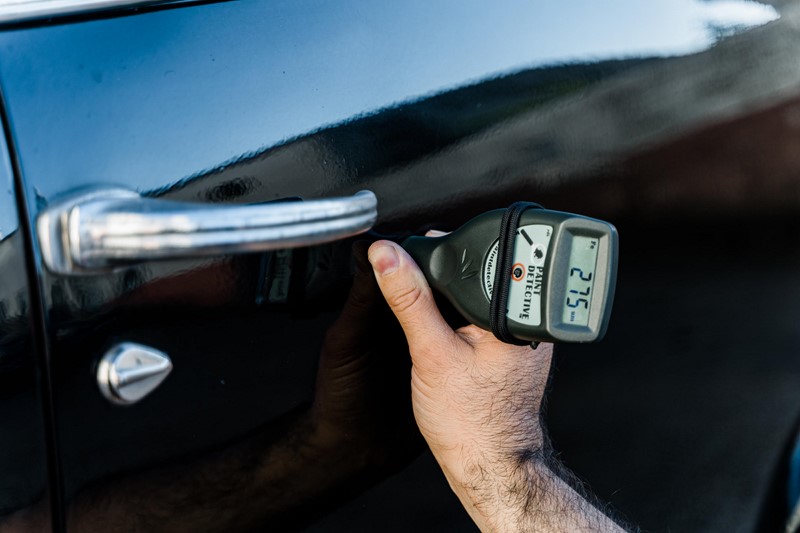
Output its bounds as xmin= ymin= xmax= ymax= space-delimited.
xmin=0 ymin=0 xmax=796 ymax=530
xmin=0 ymin=0 xmax=779 ymax=204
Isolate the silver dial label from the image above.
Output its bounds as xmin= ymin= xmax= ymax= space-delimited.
xmin=482 ymin=224 xmax=552 ymax=326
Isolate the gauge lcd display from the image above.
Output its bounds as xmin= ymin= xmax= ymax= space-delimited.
xmin=561 ymin=235 xmax=599 ymax=327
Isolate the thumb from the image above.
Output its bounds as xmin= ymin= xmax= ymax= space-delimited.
xmin=368 ymin=240 xmax=456 ymax=351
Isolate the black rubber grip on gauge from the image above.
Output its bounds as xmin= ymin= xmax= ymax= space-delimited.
xmin=489 ymin=201 xmax=543 ymax=346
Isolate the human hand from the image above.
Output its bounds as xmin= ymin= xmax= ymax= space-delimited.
xmin=367 ymin=237 xmax=551 ymax=518
xmin=367 ymin=236 xmax=551 ymax=472
xmin=367 ymin=237 xmax=624 ymax=532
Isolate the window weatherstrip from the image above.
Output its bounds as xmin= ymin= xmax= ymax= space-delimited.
xmin=0 ymin=0 xmax=176 ymax=24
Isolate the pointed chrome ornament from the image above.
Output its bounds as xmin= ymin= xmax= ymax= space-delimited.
xmin=97 ymin=343 xmax=173 ymax=405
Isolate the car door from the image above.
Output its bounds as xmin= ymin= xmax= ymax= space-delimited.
xmin=1 ymin=1 xmax=586 ymax=529
xmin=1 ymin=1 xmax=799 ymax=532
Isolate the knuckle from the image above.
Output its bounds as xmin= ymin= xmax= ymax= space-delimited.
xmin=389 ymin=285 xmax=425 ymax=314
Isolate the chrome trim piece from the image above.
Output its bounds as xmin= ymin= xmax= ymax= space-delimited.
xmin=0 ymin=0 xmax=173 ymax=25
xmin=37 ymin=188 xmax=378 ymax=275
xmin=97 ymin=342 xmax=172 ymax=405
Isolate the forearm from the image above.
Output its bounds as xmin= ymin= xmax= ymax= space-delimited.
xmin=440 ymin=451 xmax=626 ymax=533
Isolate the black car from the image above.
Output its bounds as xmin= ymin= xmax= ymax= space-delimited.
xmin=0 ymin=0 xmax=798 ymax=531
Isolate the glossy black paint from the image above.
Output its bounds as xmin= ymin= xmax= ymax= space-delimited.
xmin=0 ymin=116 xmax=50 ymax=524
xmin=0 ymin=0 xmax=798 ymax=531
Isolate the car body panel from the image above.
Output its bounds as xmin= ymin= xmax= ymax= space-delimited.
xmin=0 ymin=0 xmax=798 ymax=531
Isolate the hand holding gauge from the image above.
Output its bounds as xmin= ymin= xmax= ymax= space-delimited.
xmin=366 ymin=205 xmax=626 ymax=532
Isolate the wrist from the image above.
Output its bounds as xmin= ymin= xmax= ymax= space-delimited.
xmin=439 ymin=448 xmax=624 ymax=533
xmin=427 ymin=419 xmax=547 ymax=492
xmin=438 ymin=448 xmax=547 ymax=532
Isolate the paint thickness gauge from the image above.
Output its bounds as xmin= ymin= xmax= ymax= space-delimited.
xmin=402 ymin=204 xmax=618 ymax=346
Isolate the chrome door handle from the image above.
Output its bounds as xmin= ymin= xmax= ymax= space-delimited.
xmin=37 ymin=188 xmax=378 ymax=275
